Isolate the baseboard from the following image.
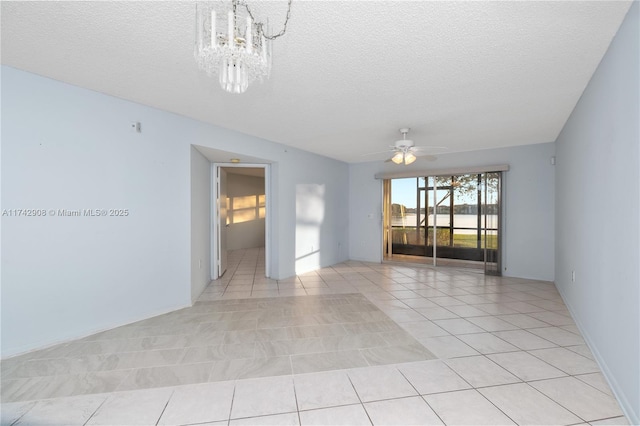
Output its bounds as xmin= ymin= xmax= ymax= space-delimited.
xmin=556 ymin=284 xmax=639 ymax=425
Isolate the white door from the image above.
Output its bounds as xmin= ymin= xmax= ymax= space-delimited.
xmin=217 ymin=167 xmax=228 ymax=277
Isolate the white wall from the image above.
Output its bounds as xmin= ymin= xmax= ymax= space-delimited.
xmin=226 ymin=172 xmax=266 ymax=251
xmin=290 ymin=161 xmax=350 ymax=275
xmin=555 ymin=3 xmax=639 ymax=423
xmin=1 ymin=68 xmax=193 ymax=357
xmin=349 ymin=142 xmax=556 ymax=281
xmin=190 ymin=146 xmax=211 ymax=302
xmin=1 ymin=66 xmax=350 ymax=357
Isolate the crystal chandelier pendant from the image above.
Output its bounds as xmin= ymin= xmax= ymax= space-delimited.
xmin=194 ymin=1 xmax=273 ymax=94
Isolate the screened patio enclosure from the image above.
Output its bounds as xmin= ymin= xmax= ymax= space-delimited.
xmin=382 ymin=169 xmax=504 ymax=275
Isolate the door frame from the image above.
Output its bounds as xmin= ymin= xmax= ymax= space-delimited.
xmin=211 ymin=163 xmax=271 ymax=280
xmin=383 ymin=173 xmax=503 ymax=274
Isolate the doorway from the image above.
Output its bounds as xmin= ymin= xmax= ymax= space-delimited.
xmin=383 ymin=172 xmax=502 ymax=275
xmin=212 ymin=163 xmax=270 ymax=279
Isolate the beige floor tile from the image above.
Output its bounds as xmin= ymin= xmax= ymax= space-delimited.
xmin=492 ymin=329 xmax=557 ymax=350
xmin=321 ymin=333 xmax=389 ymax=352
xmin=487 ymin=351 xmax=567 ymax=381
xmin=398 ymin=360 xmax=471 ymax=395
xmin=528 ymin=347 xmax=600 ymax=375
xmin=414 ymin=306 xmax=459 ymax=320
xmin=157 ymin=381 xmax=235 ymax=425
xmin=255 ymin=338 xmax=324 ymax=357
xmin=294 ymin=370 xmax=360 ymax=410
xmin=388 ymin=290 xmax=421 ymax=300
xmin=472 ymin=303 xmax=519 ymax=316
xmin=291 ymin=350 xmax=368 ymax=374
xmin=457 ymin=333 xmax=519 ymax=354
xmin=223 ymin=328 xmax=289 ymax=345
xmin=299 ymin=404 xmax=371 ymax=426
xmin=364 ymin=396 xmax=443 ymax=425
xmin=0 ymin=401 xmax=37 ymax=425
xmin=445 ymin=356 xmax=520 ymax=387
xmin=530 ymin=376 xmax=623 ymax=422
xmin=5 ymin=250 xmax=624 ymax=426
xmin=231 ymin=376 xmax=297 ymax=419
xmin=566 ymin=344 xmax=596 ymax=360
xmin=383 ymin=309 xmax=429 ymax=323
xmin=360 ymin=342 xmax=436 ymax=366
xmin=348 ymin=365 xmax=417 ymax=402
xmin=117 ymin=363 xmax=213 ymax=391
xmin=210 ymin=356 xmax=292 ymax=381
xmin=400 ymin=321 xmax=449 ymax=338
xmin=230 ymin=412 xmax=300 ymax=425
xmin=443 ymin=304 xmax=490 ymax=317
xmin=528 ymin=310 xmax=575 ymax=326
xmin=432 ymin=318 xmax=485 ymax=334
xmin=15 ymin=394 xmax=106 ymax=426
xmin=86 ymin=388 xmax=173 ymax=425
xmin=417 ymin=335 xmax=479 ymax=358
xmin=429 ymin=296 xmax=468 ymax=307
xmin=251 ymin=290 xmax=281 ymax=298
xmin=1 ymin=377 xmax=46 ymax=403
xmin=413 ymin=289 xmax=449 ymax=299
xmin=466 ymin=316 xmax=520 ymax=332
xmin=497 ymin=313 xmax=549 ymax=329
xmin=479 ymin=383 xmax=581 ymax=425
xmin=574 ymin=372 xmax=615 ymax=396
xmin=401 ymin=298 xmax=439 ymax=309
xmin=560 ymin=324 xmax=581 ymax=334
xmin=501 ymin=301 xmax=547 ymax=314
xmin=180 ymin=343 xmax=255 ymax=363
xmin=424 ymin=389 xmax=515 ymax=425
xmin=590 ymin=416 xmax=631 ymax=425
xmin=528 ymin=326 xmax=586 ymax=346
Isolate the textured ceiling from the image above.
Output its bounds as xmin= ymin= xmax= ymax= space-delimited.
xmin=1 ymin=1 xmax=632 ymax=163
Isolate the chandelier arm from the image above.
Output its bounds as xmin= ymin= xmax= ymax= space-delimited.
xmin=241 ymin=0 xmax=292 ymax=40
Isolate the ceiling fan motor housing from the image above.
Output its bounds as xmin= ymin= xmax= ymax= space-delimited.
xmin=394 ymin=139 xmax=415 ymax=150
xmin=394 ymin=127 xmax=414 ymax=150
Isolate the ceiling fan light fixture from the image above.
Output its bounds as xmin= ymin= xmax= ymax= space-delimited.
xmin=391 ymin=152 xmax=404 ymax=164
xmin=404 ymin=152 xmax=416 ymax=165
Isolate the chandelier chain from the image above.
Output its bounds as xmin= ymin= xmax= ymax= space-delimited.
xmin=241 ymin=0 xmax=292 ymax=40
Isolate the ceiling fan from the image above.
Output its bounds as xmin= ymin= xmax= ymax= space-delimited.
xmin=366 ymin=128 xmax=447 ymax=165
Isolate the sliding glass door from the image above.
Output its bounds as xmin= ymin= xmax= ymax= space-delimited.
xmin=385 ymin=171 xmax=502 ymax=274
xmin=482 ymin=172 xmax=501 ymax=275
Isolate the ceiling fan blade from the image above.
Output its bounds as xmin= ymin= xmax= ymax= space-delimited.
xmin=361 ymin=149 xmax=393 ymax=157
xmin=412 ymin=146 xmax=448 ymax=152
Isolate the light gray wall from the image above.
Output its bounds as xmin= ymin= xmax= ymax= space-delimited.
xmin=226 ymin=172 xmax=266 ymax=251
xmin=349 ymin=142 xmax=556 ymax=281
xmin=190 ymin=147 xmax=211 ymax=302
xmin=555 ymin=3 xmax=639 ymax=423
xmin=1 ymin=66 xmax=350 ymax=357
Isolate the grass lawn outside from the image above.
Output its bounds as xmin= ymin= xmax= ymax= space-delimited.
xmin=393 ymin=227 xmax=498 ymax=249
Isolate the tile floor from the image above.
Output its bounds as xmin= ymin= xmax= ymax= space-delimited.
xmin=0 ymin=248 xmax=630 ymax=425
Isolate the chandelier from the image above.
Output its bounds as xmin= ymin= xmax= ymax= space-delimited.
xmin=194 ymin=0 xmax=292 ymax=94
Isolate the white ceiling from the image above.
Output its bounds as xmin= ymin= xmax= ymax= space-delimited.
xmin=1 ymin=1 xmax=632 ymax=163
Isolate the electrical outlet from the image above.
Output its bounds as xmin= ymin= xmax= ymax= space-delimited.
xmin=571 ymin=270 xmax=576 ymax=282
